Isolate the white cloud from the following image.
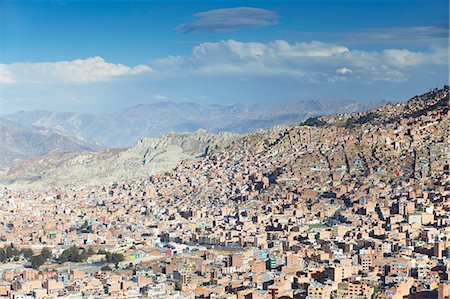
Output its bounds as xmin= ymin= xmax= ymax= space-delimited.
xmin=336 ymin=67 xmax=352 ymax=74
xmin=153 ymin=39 xmax=447 ymax=83
xmin=364 ymin=65 xmax=407 ymax=82
xmin=2 ymin=39 xmax=447 ymax=113
xmin=152 ymin=94 xmax=168 ymax=100
xmin=189 ymin=39 xmax=348 ymax=61
xmin=382 ymin=47 xmax=448 ymax=67
xmin=0 ymin=56 xmax=152 ymax=84
xmin=383 ymin=49 xmax=427 ymax=67
xmin=0 ymin=65 xmax=14 ymax=83
xmin=1 ymin=40 xmax=447 ymax=87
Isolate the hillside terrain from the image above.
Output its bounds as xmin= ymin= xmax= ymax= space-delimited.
xmin=0 ymin=129 xmax=236 ymax=188
xmin=0 ymin=87 xmax=447 ymax=190
xmin=154 ymin=86 xmax=448 ymax=206
xmin=4 ymin=99 xmax=380 ymax=147
xmin=0 ymin=118 xmax=101 ymax=169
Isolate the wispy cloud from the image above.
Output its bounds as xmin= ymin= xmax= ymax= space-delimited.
xmin=0 ymin=56 xmax=152 ymax=84
xmin=281 ymin=26 xmax=449 ymax=46
xmin=346 ymin=26 xmax=449 ymax=46
xmin=175 ymin=7 xmax=279 ymax=33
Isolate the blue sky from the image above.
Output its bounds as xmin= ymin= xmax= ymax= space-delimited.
xmin=1 ymin=0 xmax=448 ymax=113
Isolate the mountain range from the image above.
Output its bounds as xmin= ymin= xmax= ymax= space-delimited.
xmin=4 ymin=99 xmax=382 ymax=148
xmin=1 ymin=87 xmax=447 ymax=189
xmin=0 ymin=118 xmax=101 ymax=169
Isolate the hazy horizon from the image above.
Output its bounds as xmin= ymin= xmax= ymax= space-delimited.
xmin=2 ymin=92 xmax=397 ymax=115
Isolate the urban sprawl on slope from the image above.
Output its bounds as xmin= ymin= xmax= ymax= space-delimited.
xmin=0 ymin=87 xmax=449 ymax=299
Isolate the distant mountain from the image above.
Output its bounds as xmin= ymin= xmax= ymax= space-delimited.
xmin=1 ymin=129 xmax=236 ymax=188
xmin=1 ymin=87 xmax=446 ymax=189
xmin=4 ymin=99 xmax=381 ymax=147
xmin=0 ymin=118 xmax=102 ymax=169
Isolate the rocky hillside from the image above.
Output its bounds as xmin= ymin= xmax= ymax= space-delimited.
xmin=0 ymin=129 xmax=236 ymax=188
xmin=0 ymin=118 xmax=101 ymax=169
xmin=146 ymin=86 xmax=448 ymax=209
xmin=304 ymin=86 xmax=449 ymax=127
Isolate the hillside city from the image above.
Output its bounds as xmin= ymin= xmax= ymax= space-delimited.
xmin=0 ymin=87 xmax=449 ymax=299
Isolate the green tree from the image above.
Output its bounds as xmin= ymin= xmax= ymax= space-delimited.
xmin=41 ymin=247 xmax=52 ymax=261
xmin=0 ymin=248 xmax=7 ymax=263
xmin=81 ymin=221 xmax=89 ymax=229
xmin=87 ymin=247 xmax=95 ymax=256
xmin=30 ymin=255 xmax=46 ymax=269
xmin=58 ymin=246 xmax=90 ymax=263
xmin=97 ymin=249 xmax=107 ymax=255
xmin=5 ymin=246 xmax=13 ymax=260
xmin=101 ymin=251 xmax=125 ymax=267
xmin=101 ymin=265 xmax=112 ymax=271
xmin=109 ymin=253 xmax=124 ymax=267
xmin=5 ymin=245 xmax=20 ymax=261
xmin=21 ymin=248 xmax=34 ymax=260
xmin=79 ymin=250 xmax=89 ymax=262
